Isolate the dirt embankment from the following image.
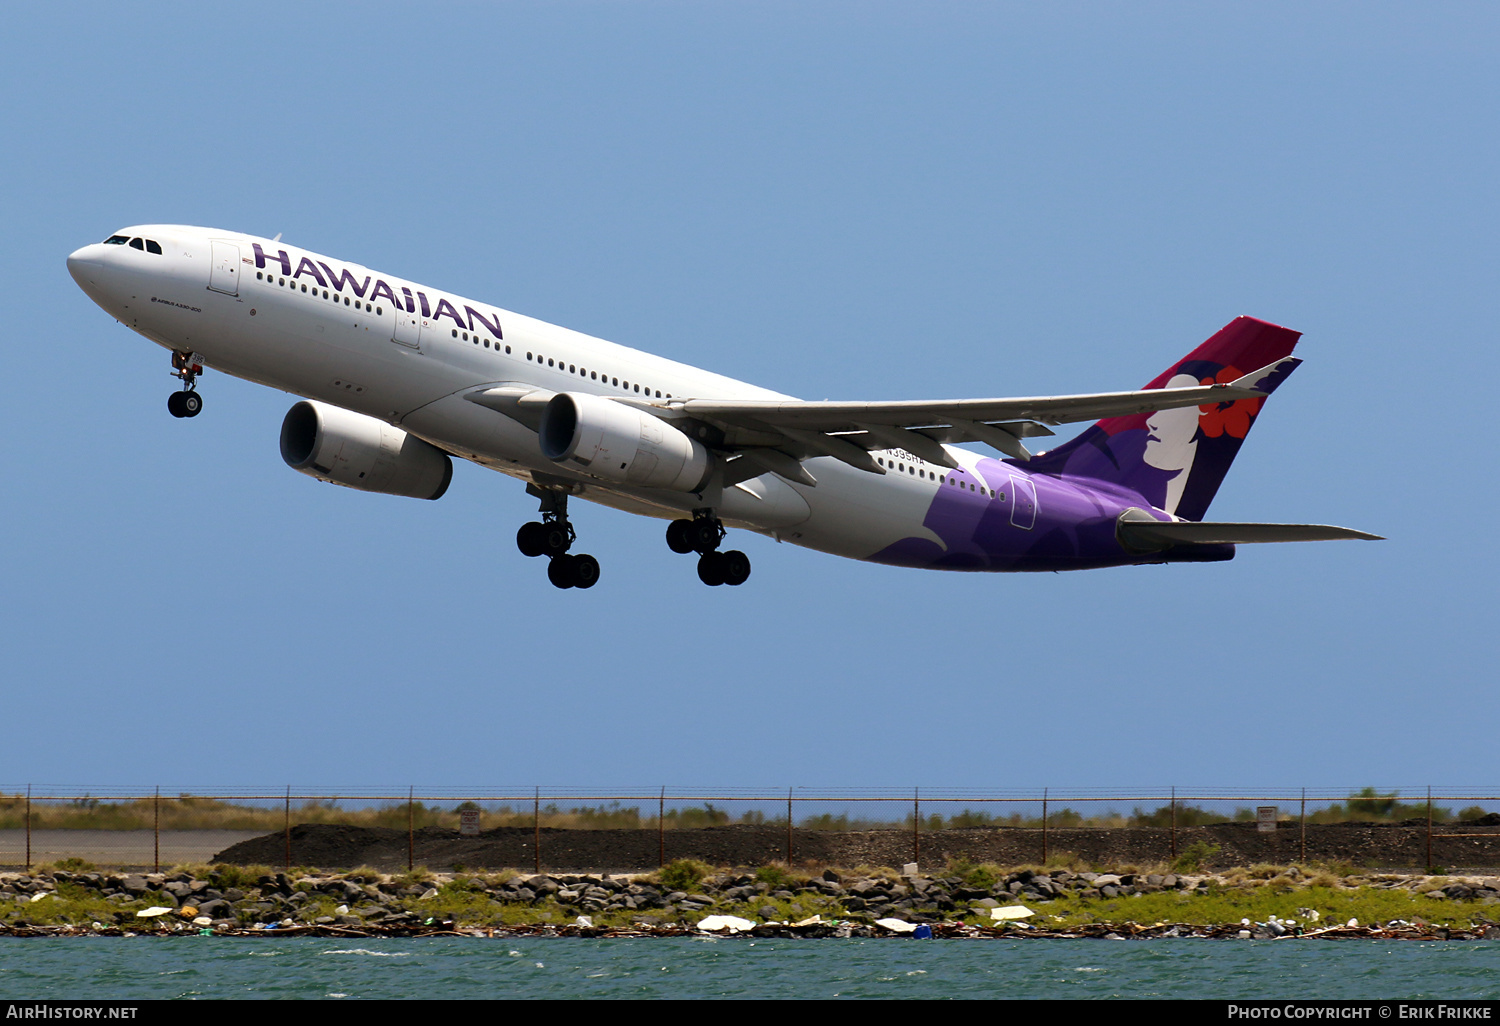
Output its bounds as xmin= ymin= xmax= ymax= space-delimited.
xmin=213 ymin=820 xmax=1500 ymax=872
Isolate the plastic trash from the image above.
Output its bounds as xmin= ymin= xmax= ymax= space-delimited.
xmin=913 ymin=924 xmax=933 ymax=939
xmin=696 ymin=915 xmax=756 ymax=934
xmin=875 ymin=918 xmax=917 ymax=933
xmin=990 ymin=905 xmax=1035 ymax=920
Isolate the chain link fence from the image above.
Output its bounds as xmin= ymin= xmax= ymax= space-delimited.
xmin=2 ymin=786 xmax=1496 ymax=873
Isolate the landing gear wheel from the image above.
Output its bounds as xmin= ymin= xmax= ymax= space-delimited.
xmin=180 ymin=391 xmax=202 ymax=418
xmin=719 ymin=549 xmax=751 ymax=586
xmin=548 ymin=554 xmax=578 ymax=589
xmin=570 ymin=553 xmax=600 ymax=589
xmin=167 ymin=392 xmax=187 ymax=418
xmin=540 ymin=522 xmax=572 ymax=557
xmin=666 ymin=519 xmax=696 ymax=554
xmin=689 ymin=517 xmax=724 ymax=554
xmin=517 ymin=521 xmax=548 ymax=558
xmin=697 ymin=551 xmax=727 ymax=587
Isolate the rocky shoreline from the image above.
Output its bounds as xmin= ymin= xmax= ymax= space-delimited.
xmin=4 ymin=862 xmax=1498 ymax=941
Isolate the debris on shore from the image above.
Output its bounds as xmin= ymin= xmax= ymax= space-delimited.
xmin=3 ymin=864 xmax=1496 ymax=941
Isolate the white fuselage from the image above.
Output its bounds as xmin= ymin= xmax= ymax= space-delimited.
xmin=67 ymin=224 xmax=993 ymax=563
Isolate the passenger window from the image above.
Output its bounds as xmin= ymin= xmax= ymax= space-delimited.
xmin=145 ymin=240 xmax=162 ymax=255
xmin=129 ymin=238 xmax=144 ymax=250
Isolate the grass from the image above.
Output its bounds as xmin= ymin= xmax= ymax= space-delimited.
xmin=1017 ymin=884 xmax=1487 ymax=930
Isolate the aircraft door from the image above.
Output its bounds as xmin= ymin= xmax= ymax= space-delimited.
xmin=392 ymin=305 xmax=421 ymax=349
xmin=208 ymin=241 xmax=240 ymax=296
xmin=1008 ymin=475 xmax=1037 ymax=530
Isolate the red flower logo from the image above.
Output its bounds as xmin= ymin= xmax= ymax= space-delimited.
xmin=1197 ymin=367 xmax=1264 ymax=439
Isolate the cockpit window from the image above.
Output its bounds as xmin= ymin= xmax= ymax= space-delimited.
xmin=104 ymin=235 xmax=129 ymax=245
xmin=145 ymin=240 xmax=162 ymax=255
xmin=129 ymin=238 xmax=144 ymax=251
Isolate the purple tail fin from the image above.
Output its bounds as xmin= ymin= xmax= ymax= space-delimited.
xmin=1027 ymin=316 xmax=1302 ymax=521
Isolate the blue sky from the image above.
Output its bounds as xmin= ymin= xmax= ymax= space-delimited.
xmin=2 ymin=3 xmax=1495 ymax=809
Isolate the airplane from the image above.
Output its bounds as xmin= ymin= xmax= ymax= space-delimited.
xmin=66 ymin=225 xmax=1380 ymax=590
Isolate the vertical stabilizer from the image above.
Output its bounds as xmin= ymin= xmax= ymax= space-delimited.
xmin=1027 ymin=316 xmax=1302 ymax=521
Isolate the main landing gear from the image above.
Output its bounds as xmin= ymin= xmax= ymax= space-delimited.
xmin=666 ymin=511 xmax=751 ymax=587
xmin=167 ymin=352 xmax=203 ymax=419
xmin=517 ymin=486 xmax=600 ymax=590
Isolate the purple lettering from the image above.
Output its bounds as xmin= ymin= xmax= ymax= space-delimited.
xmin=292 ymin=257 xmax=328 ymax=287
xmin=433 ymin=297 xmax=465 ymax=327
xmin=316 ymin=261 xmax=371 ymax=297
xmin=369 ymin=280 xmax=398 ymax=307
xmin=401 ymin=286 xmax=416 ymax=314
xmin=252 ymin=244 xmax=291 ymax=275
xmin=417 ymin=291 xmax=431 ymax=318
xmin=466 ymin=305 xmax=504 ymax=339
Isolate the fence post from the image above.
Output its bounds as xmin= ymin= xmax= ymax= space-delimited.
xmin=408 ymin=786 xmax=415 ymax=872
xmin=153 ymin=786 xmax=160 ymax=874
xmin=913 ymin=788 xmax=920 ymax=867
xmin=1170 ymin=786 xmax=1177 ymax=861
xmin=24 ymin=785 xmax=30 ymax=872
xmin=1300 ymin=788 xmax=1307 ymax=864
xmin=658 ymin=787 xmax=665 ymax=869
xmin=533 ymin=787 xmax=540 ymax=875
xmin=1041 ymin=788 xmax=1048 ymax=865
xmin=284 ymin=787 xmax=291 ymax=871
xmin=786 ymin=788 xmax=794 ymax=866
xmin=1426 ymin=786 xmax=1433 ymax=873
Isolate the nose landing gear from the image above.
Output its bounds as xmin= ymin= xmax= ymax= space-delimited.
xmin=167 ymin=352 xmax=203 ymax=419
xmin=667 ymin=510 xmax=751 ymax=587
xmin=517 ymin=484 xmax=600 ymax=590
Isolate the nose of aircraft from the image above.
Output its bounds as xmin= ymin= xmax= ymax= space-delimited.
xmin=67 ymin=244 xmax=102 ymax=285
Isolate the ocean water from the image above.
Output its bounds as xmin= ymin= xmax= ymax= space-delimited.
xmin=0 ymin=937 xmax=1496 ymax=1000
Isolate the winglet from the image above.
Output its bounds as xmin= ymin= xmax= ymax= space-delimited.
xmin=1229 ymin=357 xmax=1301 ymax=394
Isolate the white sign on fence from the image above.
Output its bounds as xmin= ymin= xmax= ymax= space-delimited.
xmin=1257 ymin=806 xmax=1278 ymax=832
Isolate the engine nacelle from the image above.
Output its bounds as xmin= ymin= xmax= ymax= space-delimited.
xmin=539 ymin=392 xmax=713 ymax=492
xmin=280 ymin=400 xmax=453 ymax=500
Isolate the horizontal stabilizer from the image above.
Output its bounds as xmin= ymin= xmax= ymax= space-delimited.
xmin=1118 ymin=516 xmax=1383 ymax=552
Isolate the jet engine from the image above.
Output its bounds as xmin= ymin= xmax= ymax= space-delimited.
xmin=279 ymin=400 xmax=452 ymax=500
xmin=539 ymin=392 xmax=713 ymax=492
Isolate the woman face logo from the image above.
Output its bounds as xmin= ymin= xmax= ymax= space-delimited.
xmin=1143 ymin=373 xmax=1201 ymax=512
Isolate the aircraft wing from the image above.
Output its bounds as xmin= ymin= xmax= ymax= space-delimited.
xmin=680 ymin=358 xmax=1291 ymax=471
